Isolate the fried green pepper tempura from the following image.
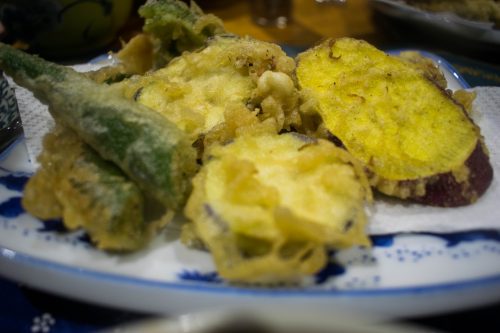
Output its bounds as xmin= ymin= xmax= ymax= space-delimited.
xmin=139 ymin=0 xmax=225 ymax=69
xmin=0 ymin=43 xmax=198 ymax=210
xmin=23 ymin=126 xmax=154 ymax=251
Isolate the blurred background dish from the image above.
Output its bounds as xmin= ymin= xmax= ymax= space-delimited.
xmin=198 ymin=0 xmax=499 ymax=67
xmin=0 ymin=0 xmax=133 ymax=59
xmin=370 ymin=0 xmax=500 ymax=62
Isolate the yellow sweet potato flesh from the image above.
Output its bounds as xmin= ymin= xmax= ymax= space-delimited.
xmin=296 ymin=38 xmax=479 ymax=182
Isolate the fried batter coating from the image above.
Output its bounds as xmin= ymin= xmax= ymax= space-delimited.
xmin=113 ymin=36 xmax=301 ymax=153
xmin=184 ymin=133 xmax=371 ymax=283
xmin=22 ymin=126 xmax=169 ymax=251
xmin=140 ymin=0 xmax=225 ymax=69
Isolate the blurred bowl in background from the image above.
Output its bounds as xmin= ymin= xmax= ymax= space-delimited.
xmin=0 ymin=0 xmax=133 ymax=58
xmin=370 ymin=0 xmax=500 ymax=63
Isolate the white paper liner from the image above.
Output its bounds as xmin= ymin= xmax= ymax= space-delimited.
xmin=7 ymin=63 xmax=103 ymax=165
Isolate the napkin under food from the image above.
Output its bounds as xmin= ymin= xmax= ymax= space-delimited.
xmin=7 ymin=63 xmax=102 ymax=165
xmin=8 ymin=66 xmax=500 ymax=234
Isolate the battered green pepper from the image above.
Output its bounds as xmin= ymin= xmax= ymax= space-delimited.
xmin=23 ymin=126 xmax=153 ymax=251
xmin=0 ymin=42 xmax=198 ymax=210
xmin=139 ymin=0 xmax=225 ymax=69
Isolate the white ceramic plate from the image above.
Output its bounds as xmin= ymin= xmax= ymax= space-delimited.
xmin=371 ymin=0 xmax=500 ymax=45
xmin=1 ymin=53 xmax=500 ymax=319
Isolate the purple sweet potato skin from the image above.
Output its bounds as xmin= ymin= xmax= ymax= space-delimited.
xmin=326 ymin=131 xmax=494 ymax=207
xmin=410 ymin=142 xmax=493 ymax=207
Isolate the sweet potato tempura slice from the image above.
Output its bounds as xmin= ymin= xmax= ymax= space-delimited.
xmin=296 ymin=38 xmax=493 ymax=206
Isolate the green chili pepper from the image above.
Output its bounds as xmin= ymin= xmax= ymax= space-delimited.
xmin=0 ymin=43 xmax=198 ymax=210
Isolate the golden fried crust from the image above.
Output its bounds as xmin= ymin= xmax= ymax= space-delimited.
xmin=115 ymin=36 xmax=301 ymax=153
xmin=184 ymin=133 xmax=371 ymax=283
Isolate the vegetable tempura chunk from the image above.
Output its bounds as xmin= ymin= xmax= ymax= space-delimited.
xmin=22 ymin=126 xmax=164 ymax=251
xmin=184 ymin=133 xmax=371 ymax=283
xmin=114 ymin=36 xmax=301 ymax=152
xmin=140 ymin=0 xmax=225 ymax=69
